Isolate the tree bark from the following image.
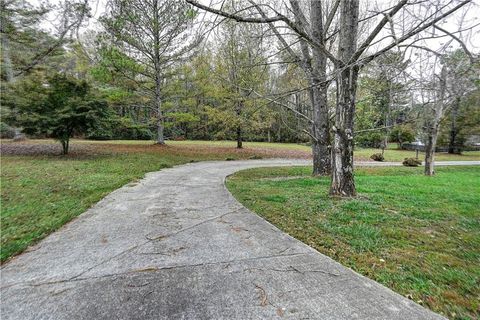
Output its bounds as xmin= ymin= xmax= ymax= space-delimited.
xmin=310 ymin=1 xmax=331 ymax=176
xmin=236 ymin=125 xmax=243 ymax=148
xmin=424 ymin=124 xmax=438 ymax=176
xmin=288 ymin=0 xmax=331 ymax=176
xmin=425 ymin=66 xmax=447 ymax=176
xmin=448 ymin=96 xmax=461 ymax=154
xmin=330 ymin=66 xmax=359 ymax=196
xmin=311 ymin=84 xmax=331 ymax=175
xmin=61 ymin=139 xmax=70 ymax=155
xmin=330 ymin=0 xmax=359 ymax=197
xmin=154 ymin=76 xmax=165 ymax=144
xmin=236 ymin=102 xmax=243 ymax=148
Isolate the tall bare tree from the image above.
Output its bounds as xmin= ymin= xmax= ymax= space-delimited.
xmin=269 ymin=0 xmax=333 ymax=176
xmin=329 ymin=0 xmax=359 ymax=196
xmin=424 ymin=65 xmax=447 ymax=175
xmin=197 ymin=0 xmax=335 ymax=175
xmin=187 ymin=0 xmax=473 ymax=196
xmin=401 ymin=16 xmax=477 ymax=175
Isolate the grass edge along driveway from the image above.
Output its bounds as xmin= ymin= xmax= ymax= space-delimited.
xmin=227 ymin=166 xmax=480 ymax=320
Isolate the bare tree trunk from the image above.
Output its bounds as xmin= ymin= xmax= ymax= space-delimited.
xmin=288 ymin=0 xmax=331 ymax=176
xmin=236 ymin=103 xmax=243 ymax=148
xmin=424 ymin=125 xmax=438 ymax=175
xmin=425 ymin=66 xmax=447 ymax=176
xmin=310 ymin=1 xmax=330 ymax=176
xmin=236 ymin=126 xmax=243 ymax=148
xmin=156 ymin=118 xmax=164 ymax=143
xmin=330 ymin=0 xmax=359 ymax=197
xmin=383 ymin=85 xmax=393 ymax=155
xmin=448 ymin=96 xmax=460 ymax=154
xmin=60 ymin=139 xmax=70 ymax=155
xmin=155 ymin=77 xmax=165 ymax=144
xmin=311 ymin=84 xmax=330 ymax=175
xmin=330 ymin=66 xmax=359 ymax=196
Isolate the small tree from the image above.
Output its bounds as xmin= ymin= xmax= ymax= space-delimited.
xmin=389 ymin=125 xmax=415 ymax=149
xmin=11 ymin=73 xmax=110 ymax=154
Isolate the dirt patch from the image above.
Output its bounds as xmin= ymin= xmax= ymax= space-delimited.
xmin=0 ymin=142 xmax=98 ymax=156
xmin=0 ymin=140 xmax=312 ymax=159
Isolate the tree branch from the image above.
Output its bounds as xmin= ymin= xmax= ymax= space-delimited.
xmin=433 ymin=24 xmax=475 ymax=62
xmin=359 ymin=0 xmax=472 ymax=66
xmin=324 ymin=0 xmax=340 ymax=37
xmin=186 ymin=0 xmax=340 ymax=65
xmin=352 ymin=0 xmax=408 ymax=62
xmin=249 ymin=0 xmax=312 ymax=75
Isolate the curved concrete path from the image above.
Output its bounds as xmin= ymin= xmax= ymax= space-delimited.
xmin=4 ymin=159 xmax=474 ymax=319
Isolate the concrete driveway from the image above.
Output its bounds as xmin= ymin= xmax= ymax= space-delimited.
xmin=1 ymin=159 xmax=466 ymax=319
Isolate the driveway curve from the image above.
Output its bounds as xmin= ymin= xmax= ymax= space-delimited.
xmin=3 ymin=159 xmax=472 ymax=319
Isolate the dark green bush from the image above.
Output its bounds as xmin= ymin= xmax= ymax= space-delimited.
xmin=86 ymin=121 xmax=114 ymax=140
xmin=115 ymin=117 xmax=153 ymax=140
xmin=402 ymin=157 xmax=422 ymax=167
xmin=370 ymin=153 xmax=384 ymax=161
xmin=87 ymin=116 xmax=153 ymax=140
xmin=355 ymin=131 xmax=384 ymax=148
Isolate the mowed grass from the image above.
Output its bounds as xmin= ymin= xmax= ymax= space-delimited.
xmin=227 ymin=166 xmax=480 ymax=320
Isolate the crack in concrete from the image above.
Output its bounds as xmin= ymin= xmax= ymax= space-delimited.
xmin=0 ymin=208 xmax=247 ymax=291
xmin=242 ymin=265 xmax=341 ymax=277
xmin=65 ymin=208 xmax=246 ymax=283
xmin=138 ymin=246 xmax=186 ymax=256
xmin=5 ymin=252 xmax=313 ymax=290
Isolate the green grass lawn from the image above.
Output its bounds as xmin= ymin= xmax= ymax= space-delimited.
xmin=227 ymin=166 xmax=480 ymax=320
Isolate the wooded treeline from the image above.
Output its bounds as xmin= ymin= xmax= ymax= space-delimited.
xmin=1 ymin=0 xmax=479 ymax=195
xmin=1 ymin=0 xmax=311 ymax=145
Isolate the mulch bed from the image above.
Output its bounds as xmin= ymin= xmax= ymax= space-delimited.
xmin=0 ymin=142 xmax=97 ymax=156
xmin=0 ymin=140 xmax=312 ymax=159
